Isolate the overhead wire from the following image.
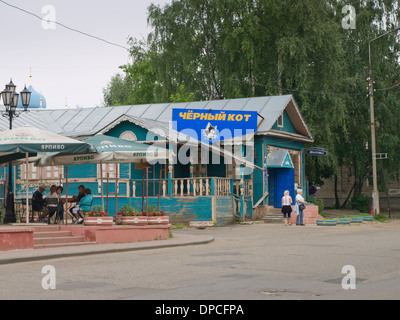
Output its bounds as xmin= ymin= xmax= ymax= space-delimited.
xmin=0 ymin=0 xmax=129 ymax=51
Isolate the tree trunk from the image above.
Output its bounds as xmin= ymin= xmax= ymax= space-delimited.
xmin=341 ymin=180 xmax=355 ymax=209
xmin=278 ymin=54 xmax=283 ymax=95
xmin=334 ymin=174 xmax=340 ymax=209
xmin=354 ymin=178 xmax=364 ymax=196
xmin=248 ymin=58 xmax=256 ymax=96
xmin=353 ymin=162 xmax=364 ymax=196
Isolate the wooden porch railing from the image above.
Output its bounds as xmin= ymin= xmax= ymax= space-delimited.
xmin=233 ymin=179 xmax=253 ymax=197
xmin=130 ymin=177 xmax=253 ymax=198
xmin=172 ymin=178 xmax=212 ymax=197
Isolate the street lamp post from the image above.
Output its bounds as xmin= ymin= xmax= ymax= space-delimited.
xmin=368 ymin=26 xmax=400 ymax=216
xmin=1 ymin=79 xmax=31 ymax=223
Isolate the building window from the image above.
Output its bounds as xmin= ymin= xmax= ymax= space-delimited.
xmin=120 ymin=131 xmax=137 ymax=142
xmin=277 ymin=113 xmax=284 ymax=128
xmin=31 ymin=165 xmax=37 ymax=179
xmin=20 ymin=164 xmax=63 ymax=179
xmin=98 ymin=163 xmax=120 ymax=179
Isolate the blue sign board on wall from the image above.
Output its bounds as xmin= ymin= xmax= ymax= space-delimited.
xmin=172 ymin=108 xmax=258 ymax=143
xmin=306 ymin=148 xmax=329 ymax=157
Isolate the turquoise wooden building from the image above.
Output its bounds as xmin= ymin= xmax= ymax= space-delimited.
xmin=0 ymin=95 xmax=313 ymax=225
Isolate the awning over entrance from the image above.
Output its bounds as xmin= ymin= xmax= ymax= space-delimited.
xmin=267 ymin=149 xmax=294 ymax=169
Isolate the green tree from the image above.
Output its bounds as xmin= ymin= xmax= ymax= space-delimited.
xmin=330 ymin=0 xmax=400 ymax=205
xmin=102 ymin=73 xmax=130 ymax=106
xmin=103 ymin=39 xmax=157 ymax=106
xmin=170 ymin=85 xmax=195 ymax=102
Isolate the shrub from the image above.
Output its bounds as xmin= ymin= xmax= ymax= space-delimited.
xmin=374 ymin=214 xmax=389 ymax=223
xmin=308 ymin=197 xmax=325 ymax=217
xmin=349 ymin=195 xmax=371 ymax=213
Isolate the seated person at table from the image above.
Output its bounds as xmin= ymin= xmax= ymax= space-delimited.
xmin=76 ymin=188 xmax=93 ymax=224
xmin=45 ymin=185 xmax=59 ymax=223
xmin=32 ymin=184 xmax=46 ymax=213
xmin=55 ymin=186 xmax=65 ymax=223
xmin=68 ymin=185 xmax=85 ymax=223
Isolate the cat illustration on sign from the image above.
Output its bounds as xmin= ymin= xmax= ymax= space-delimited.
xmin=203 ymin=123 xmax=218 ymax=141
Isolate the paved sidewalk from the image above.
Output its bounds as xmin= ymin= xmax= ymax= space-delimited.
xmin=0 ymin=232 xmax=214 ymax=265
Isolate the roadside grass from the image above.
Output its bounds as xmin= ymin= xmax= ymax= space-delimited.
xmin=171 ymin=223 xmax=189 ymax=229
xmin=328 ymin=212 xmax=390 ymax=223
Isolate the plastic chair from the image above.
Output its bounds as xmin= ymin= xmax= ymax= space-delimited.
xmin=20 ymin=198 xmax=34 ymax=222
xmin=77 ymin=199 xmax=93 ymax=224
xmin=43 ymin=198 xmax=59 ymax=224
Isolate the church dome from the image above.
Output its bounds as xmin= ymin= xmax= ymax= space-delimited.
xmin=17 ymin=85 xmax=47 ymax=109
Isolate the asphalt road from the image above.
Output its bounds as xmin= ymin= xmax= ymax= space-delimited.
xmin=0 ymin=221 xmax=399 ymax=300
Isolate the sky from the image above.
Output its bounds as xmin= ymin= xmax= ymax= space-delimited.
xmin=0 ymin=0 xmax=169 ymax=109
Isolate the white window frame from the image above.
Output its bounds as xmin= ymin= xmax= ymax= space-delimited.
xmin=277 ymin=113 xmax=284 ymax=128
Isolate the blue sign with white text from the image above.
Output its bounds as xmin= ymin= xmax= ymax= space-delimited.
xmin=306 ymin=148 xmax=329 ymax=157
xmin=172 ymin=108 xmax=258 ymax=143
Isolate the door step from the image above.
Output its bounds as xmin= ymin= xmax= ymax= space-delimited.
xmin=263 ymin=208 xmax=284 ymax=224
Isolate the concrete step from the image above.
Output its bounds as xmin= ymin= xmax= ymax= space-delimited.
xmin=267 ymin=208 xmax=283 ymax=214
xmin=34 ymin=236 xmax=85 ymax=245
xmin=34 ymin=242 xmax=97 ymax=249
xmin=264 ymin=213 xmax=283 ymax=218
xmin=264 ymin=217 xmax=284 ymax=224
xmin=33 ymin=231 xmax=73 ymax=238
xmin=263 ymin=209 xmax=284 ymax=224
xmin=30 ymin=224 xmax=98 ymax=249
xmin=30 ymin=225 xmax=61 ymax=233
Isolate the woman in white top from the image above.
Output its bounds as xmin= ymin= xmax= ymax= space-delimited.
xmin=45 ymin=185 xmax=59 ymax=224
xmin=295 ymin=189 xmax=307 ymax=226
xmin=281 ymin=190 xmax=293 ymax=226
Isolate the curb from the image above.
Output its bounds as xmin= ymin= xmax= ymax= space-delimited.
xmin=0 ymin=234 xmax=214 ymax=265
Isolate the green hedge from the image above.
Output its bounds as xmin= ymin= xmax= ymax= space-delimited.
xmin=308 ymin=197 xmax=325 ymax=217
xmin=349 ymin=195 xmax=371 ymax=213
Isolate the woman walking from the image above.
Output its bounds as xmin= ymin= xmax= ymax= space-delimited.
xmin=281 ymin=190 xmax=293 ymax=226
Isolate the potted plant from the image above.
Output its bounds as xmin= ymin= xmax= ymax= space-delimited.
xmin=83 ymin=205 xmax=113 ymax=226
xmin=116 ymin=204 xmax=147 ymax=226
xmin=147 ymin=205 xmax=170 ymax=225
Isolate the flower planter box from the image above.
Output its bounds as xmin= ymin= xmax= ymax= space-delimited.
xmin=84 ymin=216 xmax=114 ymax=226
xmin=147 ymin=216 xmax=170 ymax=225
xmin=349 ymin=217 xmax=363 ymax=223
xmin=336 ymin=218 xmax=351 ymax=225
xmin=115 ymin=215 xmax=148 ymax=226
xmin=361 ymin=216 xmax=374 ymax=222
xmin=189 ymin=221 xmax=215 ymax=229
xmin=317 ymin=219 xmax=337 ymax=226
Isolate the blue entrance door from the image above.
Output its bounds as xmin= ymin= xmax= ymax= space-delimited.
xmin=275 ymin=169 xmax=295 ymax=208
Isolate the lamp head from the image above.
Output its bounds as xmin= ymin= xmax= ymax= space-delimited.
xmin=5 ymin=79 xmax=16 ymax=95
xmin=1 ymin=88 xmax=12 ymax=107
xmin=10 ymin=93 xmax=19 ymax=114
xmin=20 ymin=85 xmax=31 ymax=110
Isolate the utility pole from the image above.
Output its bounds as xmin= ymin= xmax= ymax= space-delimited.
xmin=368 ymin=51 xmax=379 ymax=216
